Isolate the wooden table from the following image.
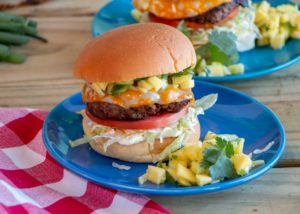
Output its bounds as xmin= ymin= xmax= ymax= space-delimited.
xmin=1 ymin=1 xmax=299 ymax=213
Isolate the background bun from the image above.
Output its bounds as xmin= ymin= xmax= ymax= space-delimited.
xmin=83 ymin=115 xmax=200 ymax=163
xmin=74 ymin=23 xmax=196 ymax=83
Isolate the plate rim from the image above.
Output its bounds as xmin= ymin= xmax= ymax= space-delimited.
xmin=91 ymin=0 xmax=300 ymax=82
xmin=42 ymin=81 xmax=286 ymax=195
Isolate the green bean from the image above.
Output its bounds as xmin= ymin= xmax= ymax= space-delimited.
xmin=1 ymin=52 xmax=26 ymax=64
xmin=0 ymin=23 xmax=47 ymax=43
xmin=0 ymin=12 xmax=16 ymax=23
xmin=0 ymin=32 xmax=29 ymax=45
xmin=25 ymin=26 xmax=38 ymax=36
xmin=0 ymin=12 xmax=46 ymax=64
xmin=28 ymin=20 xmax=38 ymax=28
xmin=0 ymin=44 xmax=9 ymax=57
xmin=0 ymin=44 xmax=26 ymax=64
xmin=0 ymin=12 xmax=27 ymax=25
xmin=29 ymin=34 xmax=48 ymax=43
xmin=0 ymin=23 xmax=37 ymax=35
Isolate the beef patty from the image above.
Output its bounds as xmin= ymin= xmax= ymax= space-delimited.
xmin=185 ymin=0 xmax=248 ymax=24
xmin=86 ymin=99 xmax=191 ymax=121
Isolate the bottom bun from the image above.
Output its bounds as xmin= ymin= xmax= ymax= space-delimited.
xmin=82 ymin=115 xmax=200 ymax=163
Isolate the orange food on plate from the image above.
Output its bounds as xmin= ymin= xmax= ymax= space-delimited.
xmin=133 ymin=0 xmax=232 ymax=19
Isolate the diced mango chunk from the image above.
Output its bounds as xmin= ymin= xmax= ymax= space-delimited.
xmin=172 ymin=149 xmax=188 ymax=161
xmin=176 ymin=163 xmax=196 ymax=184
xmin=147 ymin=76 xmax=163 ymax=91
xmin=177 ymin=177 xmax=191 ymax=186
xmin=146 ymin=166 xmax=166 ymax=184
xmin=254 ymin=1 xmax=300 ymax=50
xmin=258 ymin=1 xmax=270 ymax=12
xmin=235 ymin=139 xmax=245 ymax=154
xmin=172 ymin=75 xmax=192 ymax=85
xmin=232 ymin=154 xmax=252 ymax=176
xmin=270 ymin=33 xmax=285 ymax=49
xmin=183 ymin=144 xmax=203 ymax=161
xmin=291 ymin=29 xmax=300 ymax=39
xmin=196 ymin=174 xmax=213 ymax=186
xmin=255 ymin=10 xmax=269 ymax=26
xmin=228 ymin=64 xmax=245 ymax=75
xmin=206 ymin=65 xmax=226 ymax=77
xmin=180 ymin=79 xmax=195 ymax=90
xmin=190 ymin=161 xmax=200 ymax=174
xmin=169 ymin=159 xmax=188 ymax=169
xmin=166 ymin=168 xmax=178 ymax=181
xmin=137 ymin=80 xmax=152 ymax=92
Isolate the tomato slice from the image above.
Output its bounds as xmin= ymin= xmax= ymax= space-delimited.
xmin=148 ymin=13 xmax=181 ymax=28
xmin=149 ymin=7 xmax=239 ymax=30
xmin=86 ymin=106 xmax=188 ymax=130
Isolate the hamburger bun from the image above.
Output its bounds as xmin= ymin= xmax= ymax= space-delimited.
xmin=83 ymin=114 xmax=200 ymax=163
xmin=74 ymin=23 xmax=196 ymax=83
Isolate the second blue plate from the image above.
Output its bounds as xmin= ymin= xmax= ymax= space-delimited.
xmin=92 ymin=0 xmax=300 ymax=82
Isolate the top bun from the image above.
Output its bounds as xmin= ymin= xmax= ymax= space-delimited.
xmin=74 ymin=23 xmax=196 ymax=83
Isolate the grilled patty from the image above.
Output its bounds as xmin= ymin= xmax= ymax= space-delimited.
xmin=86 ymin=99 xmax=190 ymax=121
xmin=185 ymin=0 xmax=248 ymax=24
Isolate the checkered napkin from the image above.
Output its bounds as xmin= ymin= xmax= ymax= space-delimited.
xmin=0 ymin=108 xmax=170 ymax=214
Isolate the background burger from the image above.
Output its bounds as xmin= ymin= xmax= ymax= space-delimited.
xmin=72 ymin=23 xmax=217 ymax=163
xmin=132 ymin=0 xmax=259 ymax=52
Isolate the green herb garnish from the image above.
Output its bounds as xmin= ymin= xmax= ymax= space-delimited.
xmin=196 ymin=30 xmax=238 ymax=65
xmin=201 ymin=137 xmax=237 ymax=180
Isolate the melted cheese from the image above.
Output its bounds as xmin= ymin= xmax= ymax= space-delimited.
xmin=133 ymin=0 xmax=232 ymax=19
xmin=111 ymin=96 xmax=124 ymax=106
xmin=159 ymin=85 xmax=180 ymax=103
xmin=82 ymin=84 xmax=193 ymax=108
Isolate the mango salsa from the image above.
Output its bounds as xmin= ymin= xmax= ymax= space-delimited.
xmin=139 ymin=132 xmax=265 ymax=187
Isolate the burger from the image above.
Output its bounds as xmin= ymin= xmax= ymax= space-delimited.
xmin=132 ymin=0 xmax=259 ymax=52
xmin=73 ymin=23 xmax=216 ymax=163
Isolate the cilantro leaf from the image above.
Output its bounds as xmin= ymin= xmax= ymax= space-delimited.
xmin=226 ymin=143 xmax=235 ymax=158
xmin=216 ymin=137 xmax=227 ymax=149
xmin=201 ymin=136 xmax=238 ymax=180
xmin=215 ymin=137 xmax=235 ymax=158
xmin=208 ymin=149 xmax=236 ymax=180
xmin=201 ymin=159 xmax=212 ymax=169
xmin=203 ymin=148 xmax=220 ymax=165
xmin=196 ymin=30 xmax=238 ymax=65
xmin=208 ymin=30 xmax=238 ymax=59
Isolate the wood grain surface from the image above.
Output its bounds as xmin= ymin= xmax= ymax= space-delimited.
xmin=1 ymin=0 xmax=299 ymax=213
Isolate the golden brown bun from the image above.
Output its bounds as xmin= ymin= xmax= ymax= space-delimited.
xmin=82 ymin=115 xmax=200 ymax=163
xmin=74 ymin=23 xmax=196 ymax=83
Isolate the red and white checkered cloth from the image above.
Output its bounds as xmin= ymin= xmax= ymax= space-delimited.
xmin=0 ymin=108 xmax=170 ymax=214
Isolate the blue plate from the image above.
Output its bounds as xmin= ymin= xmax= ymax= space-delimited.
xmin=43 ymin=81 xmax=285 ymax=195
xmin=92 ymin=0 xmax=300 ymax=82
